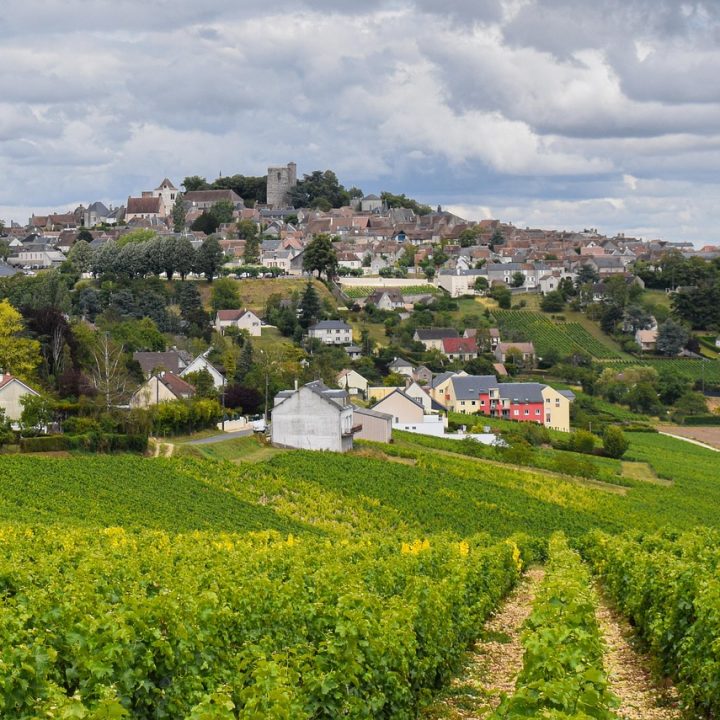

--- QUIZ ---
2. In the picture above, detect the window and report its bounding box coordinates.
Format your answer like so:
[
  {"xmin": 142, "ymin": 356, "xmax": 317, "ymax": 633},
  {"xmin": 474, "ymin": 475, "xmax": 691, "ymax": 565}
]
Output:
[
  {"xmin": 480, "ymin": 400, "xmax": 485, "ymax": 406},
  {"xmin": 535, "ymin": 409, "xmax": 541, "ymax": 415},
  {"xmin": 545, "ymin": 398, "xmax": 550, "ymax": 403},
  {"xmin": 513, "ymin": 410, "xmax": 519, "ymax": 416},
  {"xmin": 524, "ymin": 409, "xmax": 529, "ymax": 415}
]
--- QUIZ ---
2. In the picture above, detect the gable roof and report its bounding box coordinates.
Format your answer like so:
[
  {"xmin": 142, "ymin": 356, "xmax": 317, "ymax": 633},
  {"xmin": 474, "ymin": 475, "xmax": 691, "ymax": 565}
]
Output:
[
  {"xmin": 388, "ymin": 356, "xmax": 414, "ymax": 369},
  {"xmin": 496, "ymin": 342, "xmax": 535, "ymax": 354},
  {"xmin": 414, "ymin": 327, "xmax": 459, "ymax": 341},
  {"xmin": 127, "ymin": 196, "xmax": 161, "ymax": 214},
  {"xmin": 216, "ymin": 308, "xmax": 256, "ymax": 322},
  {"xmin": 160, "ymin": 372, "xmax": 196, "ymax": 397},
  {"xmin": 450, "ymin": 375, "xmax": 497, "ymax": 400},
  {"xmin": 372, "ymin": 388, "xmax": 425, "ymax": 412},
  {"xmin": 133, "ymin": 350, "xmax": 189, "ymax": 376},
  {"xmin": 310, "ymin": 320, "xmax": 352, "ymax": 331},
  {"xmin": 498, "ymin": 382, "xmax": 545, "ymax": 403},
  {"xmin": 0, "ymin": 373, "xmax": 39, "ymax": 396},
  {"xmin": 442, "ymin": 337, "xmax": 478, "ymax": 354}
]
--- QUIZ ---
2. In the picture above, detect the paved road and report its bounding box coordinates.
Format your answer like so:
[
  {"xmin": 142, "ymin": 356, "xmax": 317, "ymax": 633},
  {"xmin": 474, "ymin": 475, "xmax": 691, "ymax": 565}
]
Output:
[{"xmin": 185, "ymin": 429, "xmax": 254, "ymax": 445}]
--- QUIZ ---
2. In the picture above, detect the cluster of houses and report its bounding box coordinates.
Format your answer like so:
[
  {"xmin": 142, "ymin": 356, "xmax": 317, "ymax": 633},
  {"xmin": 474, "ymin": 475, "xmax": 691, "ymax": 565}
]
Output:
[
  {"xmin": 2, "ymin": 166, "xmax": 718, "ymax": 287},
  {"xmin": 270, "ymin": 369, "xmax": 573, "ymax": 453}
]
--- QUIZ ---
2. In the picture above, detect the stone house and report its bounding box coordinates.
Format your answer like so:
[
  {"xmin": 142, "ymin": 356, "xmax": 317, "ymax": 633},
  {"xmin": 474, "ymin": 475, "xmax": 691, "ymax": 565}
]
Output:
[{"xmin": 214, "ymin": 309, "xmax": 262, "ymax": 337}]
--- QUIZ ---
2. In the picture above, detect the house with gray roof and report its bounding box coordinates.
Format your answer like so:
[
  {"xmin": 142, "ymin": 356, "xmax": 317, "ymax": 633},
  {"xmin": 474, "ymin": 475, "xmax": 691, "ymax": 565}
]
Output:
[{"xmin": 309, "ymin": 320, "xmax": 353, "ymax": 345}]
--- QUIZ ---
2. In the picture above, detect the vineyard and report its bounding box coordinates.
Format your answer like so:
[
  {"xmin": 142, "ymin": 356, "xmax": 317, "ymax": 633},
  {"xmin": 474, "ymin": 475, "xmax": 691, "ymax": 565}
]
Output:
[
  {"xmin": 494, "ymin": 310, "xmax": 622, "ymax": 359},
  {"xmin": 1, "ymin": 431, "xmax": 719, "ymax": 717},
  {"xmin": 602, "ymin": 357, "xmax": 720, "ymax": 384},
  {"xmin": 342, "ymin": 284, "xmax": 437, "ymax": 299}
]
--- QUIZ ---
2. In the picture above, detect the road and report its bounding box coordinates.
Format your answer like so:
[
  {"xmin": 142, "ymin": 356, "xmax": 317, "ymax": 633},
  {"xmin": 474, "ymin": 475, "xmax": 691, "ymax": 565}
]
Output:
[{"xmin": 185, "ymin": 429, "xmax": 254, "ymax": 445}]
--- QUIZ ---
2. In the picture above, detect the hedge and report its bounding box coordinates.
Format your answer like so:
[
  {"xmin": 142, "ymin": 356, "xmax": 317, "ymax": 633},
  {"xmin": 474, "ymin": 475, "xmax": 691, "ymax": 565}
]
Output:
[
  {"xmin": 20, "ymin": 434, "xmax": 148, "ymax": 453},
  {"xmin": 676, "ymin": 414, "xmax": 720, "ymax": 426}
]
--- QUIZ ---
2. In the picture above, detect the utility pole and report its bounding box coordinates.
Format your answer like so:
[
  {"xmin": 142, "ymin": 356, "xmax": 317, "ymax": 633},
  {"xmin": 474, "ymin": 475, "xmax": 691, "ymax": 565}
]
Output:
[{"xmin": 221, "ymin": 374, "xmax": 226, "ymax": 431}]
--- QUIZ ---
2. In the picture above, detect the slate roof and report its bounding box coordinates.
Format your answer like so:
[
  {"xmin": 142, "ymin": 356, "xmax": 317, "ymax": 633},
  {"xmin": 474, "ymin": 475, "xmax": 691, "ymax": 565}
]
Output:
[
  {"xmin": 133, "ymin": 350, "xmax": 190, "ymax": 376},
  {"xmin": 499, "ymin": 382, "xmax": 545, "ymax": 403},
  {"xmin": 450, "ymin": 375, "xmax": 497, "ymax": 400},
  {"xmin": 415, "ymin": 327, "xmax": 459, "ymax": 341},
  {"xmin": 310, "ymin": 320, "xmax": 352, "ymax": 331}
]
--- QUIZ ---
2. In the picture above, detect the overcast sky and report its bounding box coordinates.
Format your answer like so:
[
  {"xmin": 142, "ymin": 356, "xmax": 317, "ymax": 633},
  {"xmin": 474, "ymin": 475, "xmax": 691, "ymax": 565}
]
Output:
[{"xmin": 1, "ymin": 0, "xmax": 719, "ymax": 245}]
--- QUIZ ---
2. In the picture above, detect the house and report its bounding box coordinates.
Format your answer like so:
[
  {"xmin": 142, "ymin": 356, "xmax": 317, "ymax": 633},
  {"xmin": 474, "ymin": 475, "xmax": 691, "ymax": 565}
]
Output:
[
  {"xmin": 133, "ymin": 350, "xmax": 191, "ymax": 378},
  {"xmin": 413, "ymin": 365, "xmax": 433, "ymax": 385},
  {"xmin": 337, "ymin": 369, "xmax": 369, "ymax": 397},
  {"xmin": 413, "ymin": 327, "xmax": 459, "ymax": 351},
  {"xmin": 442, "ymin": 337, "xmax": 478, "ymax": 362},
  {"xmin": 635, "ymin": 327, "xmax": 659, "ymax": 352},
  {"xmin": 437, "ymin": 268, "xmax": 487, "ymax": 297},
  {"xmin": 180, "ymin": 354, "xmax": 225, "ymax": 389},
  {"xmin": 0, "ymin": 372, "xmax": 40, "ymax": 421},
  {"xmin": 365, "ymin": 289, "xmax": 405, "ymax": 310},
  {"xmin": 271, "ymin": 380, "xmax": 357, "ymax": 452},
  {"xmin": 214, "ymin": 308, "xmax": 262, "ymax": 336},
  {"xmin": 463, "ymin": 327, "xmax": 501, "ymax": 351},
  {"xmin": 345, "ymin": 344, "xmax": 362, "ymax": 360},
  {"xmin": 371, "ymin": 389, "xmax": 446, "ymax": 437},
  {"xmin": 130, "ymin": 372, "xmax": 196, "ymax": 408},
  {"xmin": 183, "ymin": 189, "xmax": 244, "ymax": 211},
  {"xmin": 494, "ymin": 342, "xmax": 536, "ymax": 366},
  {"xmin": 261, "ymin": 249, "xmax": 293, "ymax": 274},
  {"xmin": 443, "ymin": 375, "xmax": 497, "ymax": 413},
  {"xmin": 361, "ymin": 194, "xmax": 383, "ymax": 212},
  {"xmin": 309, "ymin": 320, "xmax": 353, "ymax": 345},
  {"xmin": 8, "ymin": 249, "xmax": 66, "ymax": 268},
  {"xmin": 352, "ymin": 405, "xmax": 392, "ymax": 443},
  {"xmin": 125, "ymin": 196, "xmax": 165, "ymax": 223},
  {"xmin": 387, "ymin": 357, "xmax": 415, "ymax": 377}
]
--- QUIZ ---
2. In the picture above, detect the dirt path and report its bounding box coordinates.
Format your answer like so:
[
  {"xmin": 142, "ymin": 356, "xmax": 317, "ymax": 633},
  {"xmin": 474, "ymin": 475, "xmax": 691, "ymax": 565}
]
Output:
[
  {"xmin": 422, "ymin": 567, "xmax": 545, "ymax": 719},
  {"xmin": 595, "ymin": 593, "xmax": 682, "ymax": 720}
]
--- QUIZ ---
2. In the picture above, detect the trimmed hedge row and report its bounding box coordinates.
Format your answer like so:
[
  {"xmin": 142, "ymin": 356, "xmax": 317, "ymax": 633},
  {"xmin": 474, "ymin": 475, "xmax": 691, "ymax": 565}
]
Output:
[{"xmin": 19, "ymin": 433, "xmax": 148, "ymax": 453}]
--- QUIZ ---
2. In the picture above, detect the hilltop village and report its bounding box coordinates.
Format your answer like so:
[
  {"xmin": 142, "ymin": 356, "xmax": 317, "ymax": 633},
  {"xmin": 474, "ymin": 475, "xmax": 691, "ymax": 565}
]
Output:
[{"xmin": 1, "ymin": 163, "xmax": 719, "ymax": 455}]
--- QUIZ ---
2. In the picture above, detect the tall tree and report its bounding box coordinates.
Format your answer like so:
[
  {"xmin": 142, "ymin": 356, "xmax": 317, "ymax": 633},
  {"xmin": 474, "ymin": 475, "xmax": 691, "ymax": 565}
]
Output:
[
  {"xmin": 182, "ymin": 176, "xmax": 209, "ymax": 191},
  {"xmin": 211, "ymin": 277, "xmax": 241, "ymax": 311},
  {"xmin": 209, "ymin": 200, "xmax": 235, "ymax": 226},
  {"xmin": 172, "ymin": 195, "xmax": 186, "ymax": 232},
  {"xmin": 90, "ymin": 334, "xmax": 130, "ymax": 411},
  {"xmin": 0, "ymin": 238, "xmax": 10, "ymax": 261},
  {"xmin": 656, "ymin": 319, "xmax": 689, "ymax": 356},
  {"xmin": 67, "ymin": 239, "xmax": 93, "ymax": 273},
  {"xmin": 173, "ymin": 236, "xmax": 196, "ymax": 280},
  {"xmin": 302, "ymin": 233, "xmax": 338, "ymax": 281},
  {"xmin": 289, "ymin": 170, "xmax": 351, "ymax": 209},
  {"xmin": 195, "ymin": 236, "xmax": 225, "ymax": 282},
  {"xmin": 298, "ymin": 281, "xmax": 322, "ymax": 328},
  {"xmin": 0, "ymin": 299, "xmax": 41, "ymax": 380}
]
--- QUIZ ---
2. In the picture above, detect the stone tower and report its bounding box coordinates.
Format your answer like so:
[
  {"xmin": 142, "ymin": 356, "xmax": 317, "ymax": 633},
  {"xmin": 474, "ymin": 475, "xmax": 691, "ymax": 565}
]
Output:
[{"xmin": 266, "ymin": 162, "xmax": 297, "ymax": 208}]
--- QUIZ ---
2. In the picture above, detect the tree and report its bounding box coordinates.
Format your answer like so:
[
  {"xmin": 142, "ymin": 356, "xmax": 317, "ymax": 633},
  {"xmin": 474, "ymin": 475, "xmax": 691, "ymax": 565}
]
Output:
[
  {"xmin": 0, "ymin": 238, "xmax": 10, "ymax": 261},
  {"xmin": 76, "ymin": 228, "xmax": 93, "ymax": 242},
  {"xmin": 380, "ymin": 191, "xmax": 432, "ymax": 216},
  {"xmin": 624, "ymin": 304, "xmax": 654, "ymax": 334},
  {"xmin": 423, "ymin": 265, "xmax": 435, "ymax": 281},
  {"xmin": 289, "ymin": 170, "xmax": 351, "ymax": 209},
  {"xmin": 458, "ymin": 227, "xmax": 481, "ymax": 247},
  {"xmin": 20, "ymin": 394, "xmax": 53, "ymax": 432},
  {"xmin": 183, "ymin": 369, "xmax": 217, "ymax": 399},
  {"xmin": 302, "ymin": 233, "xmax": 338, "ymax": 281},
  {"xmin": 489, "ymin": 285, "xmax": 512, "ymax": 309},
  {"xmin": 474, "ymin": 276, "xmax": 489, "ymax": 293},
  {"xmin": 540, "ymin": 291, "xmax": 565, "ymax": 312},
  {"xmin": 602, "ymin": 426, "xmax": 629, "ymax": 458},
  {"xmin": 67, "ymin": 239, "xmax": 93, "ymax": 273},
  {"xmin": 489, "ymin": 228, "xmax": 504, "ymax": 248},
  {"xmin": 298, "ymin": 281, "xmax": 322, "ymax": 328},
  {"xmin": 191, "ymin": 212, "xmax": 220, "ymax": 235},
  {"xmin": 626, "ymin": 381, "xmax": 661, "ymax": 414},
  {"xmin": 673, "ymin": 391, "xmax": 708, "ymax": 416},
  {"xmin": 237, "ymin": 339, "xmax": 254, "ymax": 381},
  {"xmin": 173, "ymin": 237, "xmax": 196, "ymax": 280},
  {"xmin": 90, "ymin": 334, "xmax": 130, "ymax": 411},
  {"xmin": 510, "ymin": 271, "xmax": 525, "ymax": 288},
  {"xmin": 575, "ymin": 264, "xmax": 599, "ymax": 286},
  {"xmin": 657, "ymin": 370, "xmax": 691, "ymax": 405},
  {"xmin": 182, "ymin": 176, "xmax": 209, "ymax": 191},
  {"xmin": 211, "ymin": 277, "xmax": 241, "ymax": 312},
  {"xmin": 172, "ymin": 195, "xmax": 186, "ymax": 232},
  {"xmin": 241, "ymin": 222, "xmax": 260, "ymax": 264},
  {"xmin": 117, "ymin": 228, "xmax": 156, "ymax": 246},
  {"xmin": 656, "ymin": 319, "xmax": 689, "ymax": 356},
  {"xmin": 195, "ymin": 237, "xmax": 225, "ymax": 282},
  {"xmin": 0, "ymin": 299, "xmax": 41, "ymax": 380},
  {"xmin": 209, "ymin": 200, "xmax": 235, "ymax": 226}
]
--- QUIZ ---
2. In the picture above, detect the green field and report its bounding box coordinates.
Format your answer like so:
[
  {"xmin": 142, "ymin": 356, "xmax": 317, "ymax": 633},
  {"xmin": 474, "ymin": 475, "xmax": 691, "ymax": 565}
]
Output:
[
  {"xmin": 2, "ymin": 429, "xmax": 720, "ymax": 716},
  {"xmin": 342, "ymin": 283, "xmax": 437, "ymax": 299},
  {"xmin": 494, "ymin": 310, "xmax": 622, "ymax": 359}
]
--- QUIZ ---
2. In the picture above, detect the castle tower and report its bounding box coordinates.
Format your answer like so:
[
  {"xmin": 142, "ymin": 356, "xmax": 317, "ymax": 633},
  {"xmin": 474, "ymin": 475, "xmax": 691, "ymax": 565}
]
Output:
[{"xmin": 266, "ymin": 162, "xmax": 297, "ymax": 208}]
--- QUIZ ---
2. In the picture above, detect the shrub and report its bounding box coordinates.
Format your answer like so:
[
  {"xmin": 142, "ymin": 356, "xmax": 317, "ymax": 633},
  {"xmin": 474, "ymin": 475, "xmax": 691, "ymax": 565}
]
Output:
[{"xmin": 602, "ymin": 426, "xmax": 629, "ymax": 458}]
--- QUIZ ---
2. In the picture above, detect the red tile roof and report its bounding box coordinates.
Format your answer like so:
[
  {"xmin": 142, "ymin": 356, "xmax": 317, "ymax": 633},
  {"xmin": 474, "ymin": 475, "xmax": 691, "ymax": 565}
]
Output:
[
  {"xmin": 127, "ymin": 197, "xmax": 162, "ymax": 214},
  {"xmin": 442, "ymin": 337, "xmax": 478, "ymax": 354}
]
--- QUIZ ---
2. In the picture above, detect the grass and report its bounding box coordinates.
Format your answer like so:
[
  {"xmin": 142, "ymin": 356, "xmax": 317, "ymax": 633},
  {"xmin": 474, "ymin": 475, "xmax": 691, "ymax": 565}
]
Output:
[
  {"xmin": 620, "ymin": 461, "xmax": 668, "ymax": 485},
  {"xmin": 179, "ymin": 435, "xmax": 286, "ymax": 464}
]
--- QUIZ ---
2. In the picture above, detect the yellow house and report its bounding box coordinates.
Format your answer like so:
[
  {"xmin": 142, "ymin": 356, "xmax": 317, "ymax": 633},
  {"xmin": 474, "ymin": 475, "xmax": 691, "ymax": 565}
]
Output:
[{"xmin": 541, "ymin": 386, "xmax": 572, "ymax": 433}]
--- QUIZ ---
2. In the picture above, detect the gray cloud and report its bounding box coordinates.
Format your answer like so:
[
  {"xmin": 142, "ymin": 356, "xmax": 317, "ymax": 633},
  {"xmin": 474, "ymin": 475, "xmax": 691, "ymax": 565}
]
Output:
[{"xmin": 0, "ymin": 0, "xmax": 718, "ymax": 244}]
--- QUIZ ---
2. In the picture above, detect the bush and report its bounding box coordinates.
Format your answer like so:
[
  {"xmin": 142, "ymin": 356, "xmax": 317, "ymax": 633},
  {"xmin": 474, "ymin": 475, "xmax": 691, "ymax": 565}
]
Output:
[
  {"xmin": 19, "ymin": 434, "xmax": 148, "ymax": 453},
  {"xmin": 567, "ymin": 429, "xmax": 596, "ymax": 455},
  {"xmin": 602, "ymin": 426, "xmax": 629, "ymax": 458}
]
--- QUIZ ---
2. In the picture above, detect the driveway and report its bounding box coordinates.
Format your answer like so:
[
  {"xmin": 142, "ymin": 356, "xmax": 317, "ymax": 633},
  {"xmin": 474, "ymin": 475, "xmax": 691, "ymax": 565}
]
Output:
[{"xmin": 185, "ymin": 429, "xmax": 253, "ymax": 445}]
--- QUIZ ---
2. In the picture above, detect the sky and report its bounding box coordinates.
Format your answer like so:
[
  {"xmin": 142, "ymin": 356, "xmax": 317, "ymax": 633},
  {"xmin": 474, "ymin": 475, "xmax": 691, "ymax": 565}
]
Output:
[{"xmin": 1, "ymin": 0, "xmax": 719, "ymax": 245}]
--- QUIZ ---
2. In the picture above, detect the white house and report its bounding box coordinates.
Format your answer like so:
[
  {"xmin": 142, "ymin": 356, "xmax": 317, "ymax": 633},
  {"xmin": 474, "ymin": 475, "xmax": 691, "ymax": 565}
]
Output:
[
  {"xmin": 371, "ymin": 389, "xmax": 447, "ymax": 437},
  {"xmin": 0, "ymin": 372, "xmax": 40, "ymax": 421},
  {"xmin": 271, "ymin": 381, "xmax": 357, "ymax": 452},
  {"xmin": 387, "ymin": 357, "xmax": 415, "ymax": 377},
  {"xmin": 214, "ymin": 308, "xmax": 262, "ymax": 336},
  {"xmin": 180, "ymin": 354, "xmax": 225, "ymax": 390},
  {"xmin": 337, "ymin": 369, "xmax": 369, "ymax": 397},
  {"xmin": 129, "ymin": 372, "xmax": 196, "ymax": 409},
  {"xmin": 308, "ymin": 320, "xmax": 353, "ymax": 345}
]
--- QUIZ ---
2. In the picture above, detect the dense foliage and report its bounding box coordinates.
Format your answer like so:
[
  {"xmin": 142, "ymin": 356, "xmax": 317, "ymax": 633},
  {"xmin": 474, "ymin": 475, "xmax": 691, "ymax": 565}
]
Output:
[{"xmin": 584, "ymin": 528, "xmax": 720, "ymax": 717}]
